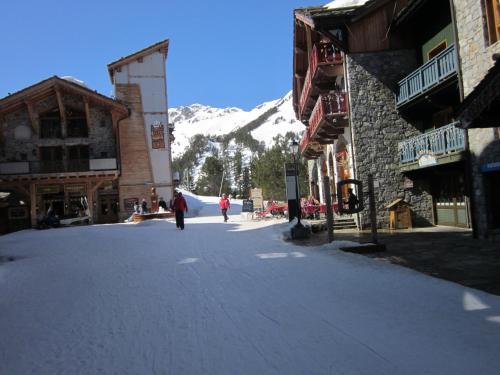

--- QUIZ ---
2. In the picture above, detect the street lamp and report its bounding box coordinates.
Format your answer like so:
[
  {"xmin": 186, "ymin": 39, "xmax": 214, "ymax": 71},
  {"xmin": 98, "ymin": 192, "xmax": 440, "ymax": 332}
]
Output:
[{"xmin": 290, "ymin": 139, "xmax": 303, "ymax": 228}]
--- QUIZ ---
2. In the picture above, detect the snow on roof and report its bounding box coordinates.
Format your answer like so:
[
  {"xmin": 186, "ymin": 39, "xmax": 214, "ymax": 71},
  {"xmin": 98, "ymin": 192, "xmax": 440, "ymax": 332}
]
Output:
[
  {"xmin": 61, "ymin": 76, "xmax": 87, "ymax": 88},
  {"xmin": 324, "ymin": 0, "xmax": 369, "ymax": 9}
]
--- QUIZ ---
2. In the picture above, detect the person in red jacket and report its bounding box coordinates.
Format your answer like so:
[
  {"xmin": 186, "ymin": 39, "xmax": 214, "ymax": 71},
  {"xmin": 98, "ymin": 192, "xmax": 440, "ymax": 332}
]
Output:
[
  {"xmin": 219, "ymin": 193, "xmax": 231, "ymax": 222},
  {"xmin": 172, "ymin": 191, "xmax": 188, "ymax": 230}
]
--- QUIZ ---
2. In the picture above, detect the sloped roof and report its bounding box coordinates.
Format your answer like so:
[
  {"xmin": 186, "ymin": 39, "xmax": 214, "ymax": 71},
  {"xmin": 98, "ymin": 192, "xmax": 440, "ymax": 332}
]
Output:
[
  {"xmin": 107, "ymin": 39, "xmax": 169, "ymax": 82},
  {"xmin": 0, "ymin": 76, "xmax": 128, "ymax": 115},
  {"xmin": 393, "ymin": 0, "xmax": 430, "ymax": 26}
]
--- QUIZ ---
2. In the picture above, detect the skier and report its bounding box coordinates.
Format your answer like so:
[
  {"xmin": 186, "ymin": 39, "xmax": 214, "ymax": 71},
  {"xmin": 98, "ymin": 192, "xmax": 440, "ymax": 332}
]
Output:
[
  {"xmin": 219, "ymin": 193, "xmax": 231, "ymax": 222},
  {"xmin": 173, "ymin": 191, "xmax": 188, "ymax": 230}
]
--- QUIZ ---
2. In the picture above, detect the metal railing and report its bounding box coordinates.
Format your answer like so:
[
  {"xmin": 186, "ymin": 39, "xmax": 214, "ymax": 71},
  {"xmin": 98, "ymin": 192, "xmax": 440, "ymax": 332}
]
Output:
[
  {"xmin": 0, "ymin": 159, "xmax": 116, "ymax": 175},
  {"xmin": 396, "ymin": 44, "xmax": 457, "ymax": 106},
  {"xmin": 398, "ymin": 122, "xmax": 466, "ymax": 165}
]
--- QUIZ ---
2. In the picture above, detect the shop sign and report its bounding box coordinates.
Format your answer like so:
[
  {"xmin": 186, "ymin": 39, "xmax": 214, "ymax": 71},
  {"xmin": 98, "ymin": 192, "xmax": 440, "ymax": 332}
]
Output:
[
  {"xmin": 151, "ymin": 121, "xmax": 165, "ymax": 149},
  {"xmin": 65, "ymin": 184, "xmax": 86, "ymax": 194},
  {"xmin": 480, "ymin": 162, "xmax": 500, "ymax": 173},
  {"xmin": 418, "ymin": 151, "xmax": 437, "ymax": 167},
  {"xmin": 37, "ymin": 185, "xmax": 61, "ymax": 194}
]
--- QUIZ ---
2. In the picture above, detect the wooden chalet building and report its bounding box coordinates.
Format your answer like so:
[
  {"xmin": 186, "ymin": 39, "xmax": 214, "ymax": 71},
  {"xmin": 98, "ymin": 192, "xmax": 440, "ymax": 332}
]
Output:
[
  {"xmin": 0, "ymin": 40, "xmax": 174, "ymax": 234},
  {"xmin": 293, "ymin": 0, "xmax": 472, "ymax": 229},
  {"xmin": 0, "ymin": 76, "xmax": 128, "ymax": 233}
]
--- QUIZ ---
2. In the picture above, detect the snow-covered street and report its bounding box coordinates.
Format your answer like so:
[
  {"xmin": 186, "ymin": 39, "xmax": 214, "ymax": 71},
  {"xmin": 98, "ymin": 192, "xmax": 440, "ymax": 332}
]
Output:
[{"xmin": 1, "ymin": 193, "xmax": 500, "ymax": 375}]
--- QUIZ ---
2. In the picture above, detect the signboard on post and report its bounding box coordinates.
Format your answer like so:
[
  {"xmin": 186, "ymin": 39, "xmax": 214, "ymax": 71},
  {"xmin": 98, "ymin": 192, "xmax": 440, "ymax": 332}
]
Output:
[
  {"xmin": 242, "ymin": 199, "xmax": 254, "ymax": 212},
  {"xmin": 284, "ymin": 163, "xmax": 297, "ymax": 199},
  {"xmin": 285, "ymin": 162, "xmax": 299, "ymax": 221},
  {"xmin": 250, "ymin": 188, "xmax": 263, "ymax": 211}
]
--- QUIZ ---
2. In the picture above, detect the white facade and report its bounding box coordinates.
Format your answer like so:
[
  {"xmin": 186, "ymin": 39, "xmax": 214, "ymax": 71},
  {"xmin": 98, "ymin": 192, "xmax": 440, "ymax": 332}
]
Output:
[{"xmin": 112, "ymin": 47, "xmax": 173, "ymax": 200}]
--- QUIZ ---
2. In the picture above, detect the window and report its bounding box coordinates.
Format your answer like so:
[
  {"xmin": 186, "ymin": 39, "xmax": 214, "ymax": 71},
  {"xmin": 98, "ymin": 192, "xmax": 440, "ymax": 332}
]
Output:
[
  {"xmin": 39, "ymin": 147, "xmax": 63, "ymax": 173},
  {"xmin": 428, "ymin": 41, "xmax": 447, "ymax": 60},
  {"xmin": 39, "ymin": 108, "xmax": 62, "ymax": 139},
  {"xmin": 67, "ymin": 145, "xmax": 89, "ymax": 172},
  {"xmin": 485, "ymin": 0, "xmax": 500, "ymax": 44},
  {"xmin": 66, "ymin": 108, "xmax": 88, "ymax": 138}
]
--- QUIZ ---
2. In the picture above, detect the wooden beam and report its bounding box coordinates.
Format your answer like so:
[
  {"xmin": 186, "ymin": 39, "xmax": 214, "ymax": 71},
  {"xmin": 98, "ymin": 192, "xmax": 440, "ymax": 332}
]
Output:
[
  {"xmin": 25, "ymin": 100, "xmax": 39, "ymax": 135},
  {"xmin": 55, "ymin": 87, "xmax": 67, "ymax": 138},
  {"xmin": 30, "ymin": 183, "xmax": 37, "ymax": 227},
  {"xmin": 84, "ymin": 97, "xmax": 92, "ymax": 128}
]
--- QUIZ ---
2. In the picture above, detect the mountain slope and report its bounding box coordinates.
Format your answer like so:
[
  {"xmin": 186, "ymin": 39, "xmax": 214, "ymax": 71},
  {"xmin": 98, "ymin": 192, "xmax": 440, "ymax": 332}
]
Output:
[{"xmin": 169, "ymin": 91, "xmax": 304, "ymax": 159}]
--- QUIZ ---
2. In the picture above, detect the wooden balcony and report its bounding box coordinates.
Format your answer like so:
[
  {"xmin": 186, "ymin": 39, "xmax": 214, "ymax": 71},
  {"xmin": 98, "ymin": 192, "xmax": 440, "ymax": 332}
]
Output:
[
  {"xmin": 398, "ymin": 122, "xmax": 466, "ymax": 171},
  {"xmin": 298, "ymin": 43, "xmax": 344, "ymax": 122},
  {"xmin": 0, "ymin": 158, "xmax": 118, "ymax": 176},
  {"xmin": 300, "ymin": 93, "xmax": 348, "ymax": 159},
  {"xmin": 396, "ymin": 44, "xmax": 457, "ymax": 107}
]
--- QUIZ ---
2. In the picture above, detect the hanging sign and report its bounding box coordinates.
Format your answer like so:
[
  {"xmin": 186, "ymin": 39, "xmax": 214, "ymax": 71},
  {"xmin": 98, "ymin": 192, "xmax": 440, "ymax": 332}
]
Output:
[
  {"xmin": 417, "ymin": 150, "xmax": 437, "ymax": 167},
  {"xmin": 65, "ymin": 184, "xmax": 86, "ymax": 194},
  {"xmin": 151, "ymin": 121, "xmax": 165, "ymax": 149},
  {"xmin": 37, "ymin": 185, "xmax": 61, "ymax": 194}
]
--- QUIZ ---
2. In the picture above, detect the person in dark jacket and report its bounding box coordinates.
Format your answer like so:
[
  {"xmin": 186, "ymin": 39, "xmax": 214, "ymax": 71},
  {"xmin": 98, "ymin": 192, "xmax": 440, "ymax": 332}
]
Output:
[
  {"xmin": 141, "ymin": 198, "xmax": 148, "ymax": 214},
  {"xmin": 173, "ymin": 192, "xmax": 188, "ymax": 229},
  {"xmin": 158, "ymin": 197, "xmax": 168, "ymax": 212}
]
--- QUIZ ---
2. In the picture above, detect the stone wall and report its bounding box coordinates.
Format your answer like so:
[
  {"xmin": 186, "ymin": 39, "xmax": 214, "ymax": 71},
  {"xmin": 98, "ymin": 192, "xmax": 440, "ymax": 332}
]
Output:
[
  {"xmin": 455, "ymin": 0, "xmax": 500, "ymax": 237},
  {"xmin": 454, "ymin": 0, "xmax": 500, "ymax": 96},
  {"xmin": 0, "ymin": 92, "xmax": 115, "ymax": 164},
  {"xmin": 346, "ymin": 50, "xmax": 434, "ymax": 228}
]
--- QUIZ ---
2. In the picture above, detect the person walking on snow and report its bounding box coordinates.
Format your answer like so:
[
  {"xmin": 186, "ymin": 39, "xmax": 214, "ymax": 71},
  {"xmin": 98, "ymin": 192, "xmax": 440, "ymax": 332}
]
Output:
[
  {"xmin": 173, "ymin": 191, "xmax": 188, "ymax": 230},
  {"xmin": 219, "ymin": 194, "xmax": 231, "ymax": 222}
]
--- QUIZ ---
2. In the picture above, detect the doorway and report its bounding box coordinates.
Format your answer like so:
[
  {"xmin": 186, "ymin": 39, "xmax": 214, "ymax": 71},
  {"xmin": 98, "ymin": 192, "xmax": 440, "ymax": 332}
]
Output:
[
  {"xmin": 433, "ymin": 171, "xmax": 467, "ymax": 227},
  {"xmin": 485, "ymin": 171, "xmax": 500, "ymax": 229},
  {"xmin": 98, "ymin": 195, "xmax": 119, "ymax": 223}
]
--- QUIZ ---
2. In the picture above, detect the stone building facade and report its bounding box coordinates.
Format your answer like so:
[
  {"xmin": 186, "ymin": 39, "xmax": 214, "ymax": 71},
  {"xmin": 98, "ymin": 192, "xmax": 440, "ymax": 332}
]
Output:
[
  {"xmin": 293, "ymin": 0, "xmax": 469, "ymax": 231},
  {"xmin": 347, "ymin": 51, "xmax": 434, "ymax": 228},
  {"xmin": 455, "ymin": 0, "xmax": 500, "ymax": 237}
]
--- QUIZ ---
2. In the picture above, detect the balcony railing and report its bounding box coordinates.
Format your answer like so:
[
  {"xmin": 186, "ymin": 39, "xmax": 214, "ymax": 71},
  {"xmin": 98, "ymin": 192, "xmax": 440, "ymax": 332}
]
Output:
[
  {"xmin": 300, "ymin": 128, "xmax": 311, "ymax": 155},
  {"xmin": 309, "ymin": 93, "xmax": 348, "ymax": 138},
  {"xmin": 299, "ymin": 43, "xmax": 344, "ymax": 118},
  {"xmin": 396, "ymin": 44, "xmax": 457, "ymax": 106},
  {"xmin": 0, "ymin": 158, "xmax": 118, "ymax": 175},
  {"xmin": 398, "ymin": 122, "xmax": 465, "ymax": 166}
]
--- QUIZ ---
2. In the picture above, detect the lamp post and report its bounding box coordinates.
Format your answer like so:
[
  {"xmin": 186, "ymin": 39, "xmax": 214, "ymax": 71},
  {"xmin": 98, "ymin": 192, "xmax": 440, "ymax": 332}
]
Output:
[{"xmin": 290, "ymin": 140, "xmax": 303, "ymax": 228}]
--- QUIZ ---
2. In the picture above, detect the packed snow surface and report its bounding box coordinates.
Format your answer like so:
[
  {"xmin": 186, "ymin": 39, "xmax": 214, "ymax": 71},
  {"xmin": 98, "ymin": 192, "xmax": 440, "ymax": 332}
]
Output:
[{"xmin": 1, "ymin": 192, "xmax": 500, "ymax": 374}]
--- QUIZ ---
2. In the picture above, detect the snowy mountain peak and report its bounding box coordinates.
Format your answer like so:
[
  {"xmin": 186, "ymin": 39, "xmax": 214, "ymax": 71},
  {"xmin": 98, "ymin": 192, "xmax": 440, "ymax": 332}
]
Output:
[{"xmin": 169, "ymin": 92, "xmax": 305, "ymax": 160}]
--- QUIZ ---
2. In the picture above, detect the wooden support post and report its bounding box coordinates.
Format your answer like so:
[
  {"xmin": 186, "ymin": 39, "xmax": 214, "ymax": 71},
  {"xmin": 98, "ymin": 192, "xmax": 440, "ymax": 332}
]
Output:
[
  {"xmin": 84, "ymin": 97, "xmax": 92, "ymax": 129},
  {"xmin": 55, "ymin": 87, "xmax": 67, "ymax": 138},
  {"xmin": 25, "ymin": 101, "xmax": 38, "ymax": 135},
  {"xmin": 86, "ymin": 182, "xmax": 94, "ymax": 224},
  {"xmin": 368, "ymin": 174, "xmax": 378, "ymax": 244},
  {"xmin": 30, "ymin": 183, "xmax": 37, "ymax": 227},
  {"xmin": 322, "ymin": 175, "xmax": 334, "ymax": 243}
]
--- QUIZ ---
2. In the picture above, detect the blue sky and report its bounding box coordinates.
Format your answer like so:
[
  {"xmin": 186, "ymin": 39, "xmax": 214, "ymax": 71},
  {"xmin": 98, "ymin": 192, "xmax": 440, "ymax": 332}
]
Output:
[{"xmin": 0, "ymin": 0, "xmax": 317, "ymax": 111}]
